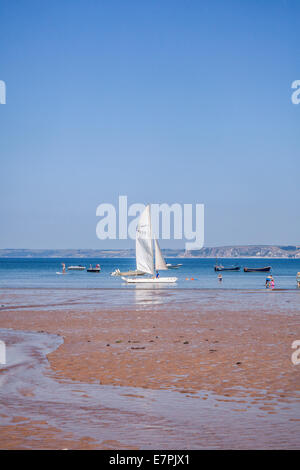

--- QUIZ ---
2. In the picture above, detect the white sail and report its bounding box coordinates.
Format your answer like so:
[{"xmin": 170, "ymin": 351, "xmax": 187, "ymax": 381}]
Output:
[
  {"xmin": 154, "ymin": 238, "xmax": 168, "ymax": 271},
  {"xmin": 136, "ymin": 205, "xmax": 154, "ymax": 275}
]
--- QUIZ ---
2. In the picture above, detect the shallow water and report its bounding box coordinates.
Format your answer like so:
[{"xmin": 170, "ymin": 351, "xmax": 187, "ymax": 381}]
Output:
[
  {"xmin": 0, "ymin": 286, "xmax": 299, "ymax": 313},
  {"xmin": 0, "ymin": 328, "xmax": 299, "ymax": 449},
  {"xmin": 1, "ymin": 258, "xmax": 300, "ymax": 290}
]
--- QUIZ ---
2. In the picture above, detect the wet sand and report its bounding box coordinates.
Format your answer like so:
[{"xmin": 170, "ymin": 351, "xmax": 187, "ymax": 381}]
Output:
[{"xmin": 0, "ymin": 288, "xmax": 299, "ymax": 449}]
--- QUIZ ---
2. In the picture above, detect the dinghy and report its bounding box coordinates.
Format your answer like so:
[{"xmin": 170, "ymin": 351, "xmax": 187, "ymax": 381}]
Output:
[
  {"xmin": 111, "ymin": 268, "xmax": 145, "ymax": 277},
  {"xmin": 214, "ymin": 265, "xmax": 240, "ymax": 272},
  {"xmin": 67, "ymin": 265, "xmax": 86, "ymax": 271},
  {"xmin": 87, "ymin": 264, "xmax": 101, "ymax": 272},
  {"xmin": 166, "ymin": 263, "xmax": 183, "ymax": 269},
  {"xmin": 122, "ymin": 205, "xmax": 177, "ymax": 284},
  {"xmin": 244, "ymin": 266, "xmax": 271, "ymax": 272}
]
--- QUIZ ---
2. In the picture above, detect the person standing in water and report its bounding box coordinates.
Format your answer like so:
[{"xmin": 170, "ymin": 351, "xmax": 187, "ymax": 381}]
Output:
[
  {"xmin": 218, "ymin": 273, "xmax": 222, "ymax": 282},
  {"xmin": 62, "ymin": 263, "xmax": 66, "ymax": 274},
  {"xmin": 156, "ymin": 271, "xmax": 160, "ymax": 279},
  {"xmin": 266, "ymin": 275, "xmax": 274, "ymax": 288}
]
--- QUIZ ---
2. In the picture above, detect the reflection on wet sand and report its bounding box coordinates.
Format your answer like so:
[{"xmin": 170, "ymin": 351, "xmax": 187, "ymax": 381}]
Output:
[
  {"xmin": 0, "ymin": 329, "xmax": 299, "ymax": 449},
  {"xmin": 134, "ymin": 286, "xmax": 173, "ymax": 306},
  {"xmin": 0, "ymin": 288, "xmax": 299, "ymax": 449}
]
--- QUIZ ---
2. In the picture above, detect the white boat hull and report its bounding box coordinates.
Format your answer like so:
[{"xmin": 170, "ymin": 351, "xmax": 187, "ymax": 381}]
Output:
[
  {"xmin": 111, "ymin": 269, "xmax": 145, "ymax": 277},
  {"xmin": 67, "ymin": 266, "xmax": 85, "ymax": 271},
  {"xmin": 122, "ymin": 276, "xmax": 177, "ymax": 283},
  {"xmin": 166, "ymin": 264, "xmax": 182, "ymax": 269}
]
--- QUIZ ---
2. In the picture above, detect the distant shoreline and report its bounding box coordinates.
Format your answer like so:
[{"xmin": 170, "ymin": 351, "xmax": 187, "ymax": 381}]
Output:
[{"xmin": 0, "ymin": 245, "xmax": 299, "ymax": 259}]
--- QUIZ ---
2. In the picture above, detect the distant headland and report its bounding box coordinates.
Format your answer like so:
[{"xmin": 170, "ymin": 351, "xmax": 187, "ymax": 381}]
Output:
[{"xmin": 0, "ymin": 245, "xmax": 299, "ymax": 259}]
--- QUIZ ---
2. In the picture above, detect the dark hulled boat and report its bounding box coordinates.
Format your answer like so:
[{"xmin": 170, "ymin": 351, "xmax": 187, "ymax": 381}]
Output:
[
  {"xmin": 243, "ymin": 266, "xmax": 271, "ymax": 272},
  {"xmin": 214, "ymin": 265, "xmax": 241, "ymax": 272},
  {"xmin": 87, "ymin": 264, "xmax": 101, "ymax": 272}
]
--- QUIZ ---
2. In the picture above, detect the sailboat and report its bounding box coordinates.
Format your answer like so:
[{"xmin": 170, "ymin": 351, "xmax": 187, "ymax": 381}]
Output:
[{"xmin": 122, "ymin": 205, "xmax": 178, "ymax": 284}]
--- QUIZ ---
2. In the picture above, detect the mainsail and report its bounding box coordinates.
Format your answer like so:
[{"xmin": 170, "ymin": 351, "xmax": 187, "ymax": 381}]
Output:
[
  {"xmin": 136, "ymin": 205, "xmax": 154, "ymax": 275},
  {"xmin": 154, "ymin": 238, "xmax": 168, "ymax": 271}
]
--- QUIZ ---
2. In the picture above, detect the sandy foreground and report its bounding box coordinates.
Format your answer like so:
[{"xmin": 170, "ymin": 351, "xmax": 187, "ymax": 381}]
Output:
[{"xmin": 0, "ymin": 288, "xmax": 299, "ymax": 449}]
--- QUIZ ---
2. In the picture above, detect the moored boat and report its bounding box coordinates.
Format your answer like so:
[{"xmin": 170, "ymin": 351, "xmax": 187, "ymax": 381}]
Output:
[
  {"xmin": 244, "ymin": 266, "xmax": 271, "ymax": 272},
  {"xmin": 166, "ymin": 263, "xmax": 183, "ymax": 269},
  {"xmin": 87, "ymin": 264, "xmax": 101, "ymax": 272},
  {"xmin": 111, "ymin": 269, "xmax": 145, "ymax": 277},
  {"xmin": 67, "ymin": 265, "xmax": 86, "ymax": 271},
  {"xmin": 214, "ymin": 265, "xmax": 240, "ymax": 272}
]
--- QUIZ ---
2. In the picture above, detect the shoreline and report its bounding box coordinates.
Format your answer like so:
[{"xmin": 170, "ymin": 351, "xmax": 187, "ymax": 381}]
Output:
[
  {"xmin": 2, "ymin": 328, "xmax": 299, "ymax": 450},
  {"xmin": 0, "ymin": 289, "xmax": 299, "ymax": 396},
  {"xmin": 1, "ymin": 256, "xmax": 300, "ymax": 259},
  {"xmin": 0, "ymin": 288, "xmax": 299, "ymax": 448},
  {"xmin": 1, "ymin": 323, "xmax": 300, "ymax": 449}
]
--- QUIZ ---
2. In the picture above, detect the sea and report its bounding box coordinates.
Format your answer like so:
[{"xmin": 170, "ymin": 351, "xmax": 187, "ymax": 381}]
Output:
[{"xmin": 0, "ymin": 257, "xmax": 299, "ymax": 290}]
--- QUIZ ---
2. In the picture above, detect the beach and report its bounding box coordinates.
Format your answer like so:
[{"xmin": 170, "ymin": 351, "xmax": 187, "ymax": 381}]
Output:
[
  {"xmin": 1, "ymin": 0, "xmax": 299, "ymax": 454},
  {"xmin": 0, "ymin": 287, "xmax": 299, "ymax": 449}
]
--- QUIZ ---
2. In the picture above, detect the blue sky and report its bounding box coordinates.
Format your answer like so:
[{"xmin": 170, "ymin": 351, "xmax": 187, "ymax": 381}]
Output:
[{"xmin": 0, "ymin": 0, "xmax": 299, "ymax": 249}]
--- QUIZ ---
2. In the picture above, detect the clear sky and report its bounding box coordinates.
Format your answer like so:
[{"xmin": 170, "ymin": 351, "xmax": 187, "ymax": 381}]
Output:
[{"xmin": 0, "ymin": 0, "xmax": 299, "ymax": 249}]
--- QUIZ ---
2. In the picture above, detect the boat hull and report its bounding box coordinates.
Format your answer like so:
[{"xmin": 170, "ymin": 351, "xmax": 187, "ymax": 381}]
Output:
[
  {"xmin": 214, "ymin": 266, "xmax": 240, "ymax": 272},
  {"xmin": 67, "ymin": 266, "xmax": 85, "ymax": 271},
  {"xmin": 111, "ymin": 269, "xmax": 145, "ymax": 277},
  {"xmin": 122, "ymin": 276, "xmax": 177, "ymax": 283},
  {"xmin": 243, "ymin": 267, "xmax": 271, "ymax": 272}
]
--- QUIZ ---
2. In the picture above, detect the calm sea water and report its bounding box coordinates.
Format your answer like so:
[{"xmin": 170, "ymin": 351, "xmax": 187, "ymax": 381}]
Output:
[{"xmin": 0, "ymin": 258, "xmax": 299, "ymax": 290}]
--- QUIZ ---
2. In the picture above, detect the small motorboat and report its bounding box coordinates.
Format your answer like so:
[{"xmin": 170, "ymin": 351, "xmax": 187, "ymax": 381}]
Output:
[
  {"xmin": 87, "ymin": 264, "xmax": 101, "ymax": 272},
  {"xmin": 166, "ymin": 263, "xmax": 183, "ymax": 269},
  {"xmin": 214, "ymin": 265, "xmax": 240, "ymax": 272},
  {"xmin": 111, "ymin": 268, "xmax": 145, "ymax": 277},
  {"xmin": 67, "ymin": 265, "xmax": 86, "ymax": 271},
  {"xmin": 244, "ymin": 266, "xmax": 271, "ymax": 272}
]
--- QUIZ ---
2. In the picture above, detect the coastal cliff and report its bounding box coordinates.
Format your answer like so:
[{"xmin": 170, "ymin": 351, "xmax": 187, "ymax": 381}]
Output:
[{"xmin": 0, "ymin": 245, "xmax": 299, "ymax": 258}]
